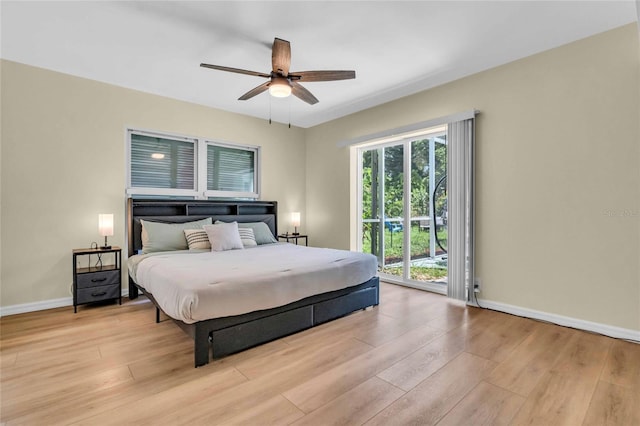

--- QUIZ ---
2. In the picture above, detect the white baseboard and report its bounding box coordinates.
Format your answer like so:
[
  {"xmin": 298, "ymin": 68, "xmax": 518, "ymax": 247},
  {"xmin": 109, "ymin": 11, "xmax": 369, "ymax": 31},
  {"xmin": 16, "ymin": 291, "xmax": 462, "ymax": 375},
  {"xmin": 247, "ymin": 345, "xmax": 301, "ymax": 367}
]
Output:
[
  {"xmin": 0, "ymin": 289, "xmax": 130, "ymax": 317},
  {"xmin": 477, "ymin": 298, "xmax": 640, "ymax": 343}
]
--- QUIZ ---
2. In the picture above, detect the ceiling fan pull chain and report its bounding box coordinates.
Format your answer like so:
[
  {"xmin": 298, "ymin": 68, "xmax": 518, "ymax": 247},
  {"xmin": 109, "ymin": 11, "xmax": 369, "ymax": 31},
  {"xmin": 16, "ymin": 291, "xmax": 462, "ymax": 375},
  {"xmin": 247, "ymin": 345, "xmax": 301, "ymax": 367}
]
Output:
[{"xmin": 269, "ymin": 96, "xmax": 272, "ymax": 125}]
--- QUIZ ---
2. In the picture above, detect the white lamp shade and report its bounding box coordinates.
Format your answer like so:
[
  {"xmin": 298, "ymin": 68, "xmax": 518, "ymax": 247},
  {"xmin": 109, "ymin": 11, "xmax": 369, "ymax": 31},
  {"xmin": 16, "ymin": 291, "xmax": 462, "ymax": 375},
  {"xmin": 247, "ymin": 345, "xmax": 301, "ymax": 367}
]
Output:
[
  {"xmin": 98, "ymin": 214, "xmax": 114, "ymax": 237},
  {"xmin": 269, "ymin": 78, "xmax": 292, "ymax": 98},
  {"xmin": 291, "ymin": 212, "xmax": 301, "ymax": 227}
]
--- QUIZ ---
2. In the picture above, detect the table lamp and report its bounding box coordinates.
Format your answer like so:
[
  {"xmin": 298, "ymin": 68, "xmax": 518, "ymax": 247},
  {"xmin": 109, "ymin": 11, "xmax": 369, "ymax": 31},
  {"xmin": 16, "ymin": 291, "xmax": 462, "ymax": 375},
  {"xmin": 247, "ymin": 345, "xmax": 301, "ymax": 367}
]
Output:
[
  {"xmin": 98, "ymin": 214, "xmax": 114, "ymax": 249},
  {"xmin": 291, "ymin": 212, "xmax": 301, "ymax": 236}
]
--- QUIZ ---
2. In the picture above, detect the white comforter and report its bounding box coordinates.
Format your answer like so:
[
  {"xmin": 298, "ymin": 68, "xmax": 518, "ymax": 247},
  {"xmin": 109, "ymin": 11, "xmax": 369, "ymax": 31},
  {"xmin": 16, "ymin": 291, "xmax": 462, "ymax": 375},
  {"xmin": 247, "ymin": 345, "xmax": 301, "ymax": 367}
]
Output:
[{"xmin": 130, "ymin": 243, "xmax": 378, "ymax": 323}]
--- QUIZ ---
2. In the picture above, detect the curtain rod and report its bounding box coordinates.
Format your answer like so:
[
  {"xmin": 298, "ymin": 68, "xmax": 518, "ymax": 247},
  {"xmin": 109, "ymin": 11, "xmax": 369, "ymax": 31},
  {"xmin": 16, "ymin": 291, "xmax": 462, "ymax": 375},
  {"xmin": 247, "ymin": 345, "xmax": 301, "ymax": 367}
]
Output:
[{"xmin": 336, "ymin": 109, "xmax": 478, "ymax": 148}]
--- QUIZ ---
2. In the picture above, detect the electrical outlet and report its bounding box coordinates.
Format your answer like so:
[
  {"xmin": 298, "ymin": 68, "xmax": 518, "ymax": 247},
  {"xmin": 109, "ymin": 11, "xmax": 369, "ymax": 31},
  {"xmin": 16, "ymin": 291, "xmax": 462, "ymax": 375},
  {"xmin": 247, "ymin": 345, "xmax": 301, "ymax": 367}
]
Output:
[{"xmin": 474, "ymin": 278, "xmax": 481, "ymax": 293}]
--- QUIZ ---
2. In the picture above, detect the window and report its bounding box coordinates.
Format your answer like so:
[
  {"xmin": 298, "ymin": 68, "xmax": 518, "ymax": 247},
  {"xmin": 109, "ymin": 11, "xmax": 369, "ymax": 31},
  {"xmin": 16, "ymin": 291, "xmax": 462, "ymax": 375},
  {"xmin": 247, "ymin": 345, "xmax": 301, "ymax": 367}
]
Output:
[
  {"xmin": 350, "ymin": 110, "xmax": 477, "ymax": 302},
  {"xmin": 127, "ymin": 129, "xmax": 259, "ymax": 199},
  {"xmin": 130, "ymin": 133, "xmax": 196, "ymax": 192},
  {"xmin": 357, "ymin": 128, "xmax": 449, "ymax": 294},
  {"xmin": 206, "ymin": 144, "xmax": 255, "ymax": 195}
]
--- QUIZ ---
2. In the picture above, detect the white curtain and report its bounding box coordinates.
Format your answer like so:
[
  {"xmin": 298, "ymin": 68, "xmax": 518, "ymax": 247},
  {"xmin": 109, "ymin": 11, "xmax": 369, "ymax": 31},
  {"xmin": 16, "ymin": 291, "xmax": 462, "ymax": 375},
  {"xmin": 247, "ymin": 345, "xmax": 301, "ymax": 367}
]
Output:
[{"xmin": 447, "ymin": 118, "xmax": 475, "ymax": 302}]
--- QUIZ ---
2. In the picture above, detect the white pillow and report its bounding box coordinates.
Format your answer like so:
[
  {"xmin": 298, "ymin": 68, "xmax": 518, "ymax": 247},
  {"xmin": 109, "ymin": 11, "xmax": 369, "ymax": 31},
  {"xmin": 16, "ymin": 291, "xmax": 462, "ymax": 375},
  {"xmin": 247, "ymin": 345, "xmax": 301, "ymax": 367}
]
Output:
[
  {"xmin": 238, "ymin": 227, "xmax": 257, "ymax": 247},
  {"xmin": 203, "ymin": 222, "xmax": 244, "ymax": 252}
]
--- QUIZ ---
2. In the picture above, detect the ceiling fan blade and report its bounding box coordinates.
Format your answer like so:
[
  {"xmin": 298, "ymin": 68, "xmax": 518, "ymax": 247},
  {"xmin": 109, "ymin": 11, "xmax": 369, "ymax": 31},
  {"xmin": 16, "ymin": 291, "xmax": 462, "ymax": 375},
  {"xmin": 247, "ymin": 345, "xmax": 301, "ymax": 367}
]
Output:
[
  {"xmin": 200, "ymin": 63, "xmax": 270, "ymax": 78},
  {"xmin": 290, "ymin": 70, "xmax": 356, "ymax": 82},
  {"xmin": 238, "ymin": 81, "xmax": 271, "ymax": 101},
  {"xmin": 291, "ymin": 81, "xmax": 319, "ymax": 105},
  {"xmin": 272, "ymin": 38, "xmax": 291, "ymax": 76}
]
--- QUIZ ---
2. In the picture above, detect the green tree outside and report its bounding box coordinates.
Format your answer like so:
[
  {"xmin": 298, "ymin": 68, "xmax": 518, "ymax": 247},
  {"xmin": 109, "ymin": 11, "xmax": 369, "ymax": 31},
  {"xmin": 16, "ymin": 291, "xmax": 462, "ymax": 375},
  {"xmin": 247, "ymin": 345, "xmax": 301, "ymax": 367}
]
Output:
[{"xmin": 361, "ymin": 137, "xmax": 448, "ymax": 277}]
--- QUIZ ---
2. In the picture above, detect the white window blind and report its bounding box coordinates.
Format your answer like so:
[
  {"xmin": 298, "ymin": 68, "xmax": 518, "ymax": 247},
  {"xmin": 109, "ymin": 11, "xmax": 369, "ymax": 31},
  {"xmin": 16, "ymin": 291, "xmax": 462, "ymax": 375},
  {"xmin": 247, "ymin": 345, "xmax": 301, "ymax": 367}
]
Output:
[
  {"xmin": 447, "ymin": 117, "xmax": 475, "ymax": 303},
  {"xmin": 127, "ymin": 129, "xmax": 259, "ymax": 199},
  {"xmin": 207, "ymin": 145, "xmax": 255, "ymax": 193},
  {"xmin": 130, "ymin": 133, "xmax": 196, "ymax": 190}
]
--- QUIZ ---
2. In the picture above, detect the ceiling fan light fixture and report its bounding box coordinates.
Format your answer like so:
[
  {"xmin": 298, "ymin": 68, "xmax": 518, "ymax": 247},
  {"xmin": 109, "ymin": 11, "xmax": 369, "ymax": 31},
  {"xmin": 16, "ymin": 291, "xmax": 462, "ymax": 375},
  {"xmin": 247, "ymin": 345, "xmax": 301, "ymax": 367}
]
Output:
[{"xmin": 269, "ymin": 78, "xmax": 291, "ymax": 98}]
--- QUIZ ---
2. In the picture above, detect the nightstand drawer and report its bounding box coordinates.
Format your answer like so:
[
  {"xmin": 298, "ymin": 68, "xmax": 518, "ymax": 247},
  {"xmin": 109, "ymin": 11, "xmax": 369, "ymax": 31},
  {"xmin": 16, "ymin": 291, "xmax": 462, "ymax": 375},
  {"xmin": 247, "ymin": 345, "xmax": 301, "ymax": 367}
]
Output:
[
  {"xmin": 76, "ymin": 283, "xmax": 120, "ymax": 304},
  {"xmin": 77, "ymin": 270, "xmax": 120, "ymax": 289}
]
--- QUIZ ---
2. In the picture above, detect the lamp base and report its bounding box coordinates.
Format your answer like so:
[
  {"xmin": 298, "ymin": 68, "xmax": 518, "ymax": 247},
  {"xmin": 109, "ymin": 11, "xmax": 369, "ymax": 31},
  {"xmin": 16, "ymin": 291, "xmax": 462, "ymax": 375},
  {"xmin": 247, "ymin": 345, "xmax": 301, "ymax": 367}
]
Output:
[{"xmin": 100, "ymin": 236, "xmax": 111, "ymax": 250}]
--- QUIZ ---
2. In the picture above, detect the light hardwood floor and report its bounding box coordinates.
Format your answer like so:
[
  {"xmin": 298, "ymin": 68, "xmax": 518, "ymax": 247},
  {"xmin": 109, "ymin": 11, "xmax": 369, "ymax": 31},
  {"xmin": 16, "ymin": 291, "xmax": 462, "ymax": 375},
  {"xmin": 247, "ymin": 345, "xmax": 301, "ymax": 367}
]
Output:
[{"xmin": 1, "ymin": 282, "xmax": 639, "ymax": 425}]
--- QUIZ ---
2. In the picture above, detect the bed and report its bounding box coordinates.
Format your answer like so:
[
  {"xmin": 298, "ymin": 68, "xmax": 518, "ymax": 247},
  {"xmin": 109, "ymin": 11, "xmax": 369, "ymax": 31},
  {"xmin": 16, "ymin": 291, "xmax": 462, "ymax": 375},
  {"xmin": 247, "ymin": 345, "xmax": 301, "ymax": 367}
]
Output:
[{"xmin": 126, "ymin": 198, "xmax": 379, "ymax": 367}]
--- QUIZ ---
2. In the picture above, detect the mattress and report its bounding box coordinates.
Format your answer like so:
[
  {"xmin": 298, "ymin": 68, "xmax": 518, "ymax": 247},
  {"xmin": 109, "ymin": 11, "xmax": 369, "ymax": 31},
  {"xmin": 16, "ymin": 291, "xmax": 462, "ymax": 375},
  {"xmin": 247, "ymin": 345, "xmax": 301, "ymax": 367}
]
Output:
[{"xmin": 128, "ymin": 243, "xmax": 378, "ymax": 323}]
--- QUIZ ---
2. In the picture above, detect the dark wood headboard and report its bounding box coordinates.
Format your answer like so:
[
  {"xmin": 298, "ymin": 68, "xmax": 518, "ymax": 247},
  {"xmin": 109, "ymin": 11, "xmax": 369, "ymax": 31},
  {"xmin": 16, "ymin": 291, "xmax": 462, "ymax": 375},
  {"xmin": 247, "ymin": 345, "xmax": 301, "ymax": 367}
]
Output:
[{"xmin": 126, "ymin": 198, "xmax": 278, "ymax": 255}]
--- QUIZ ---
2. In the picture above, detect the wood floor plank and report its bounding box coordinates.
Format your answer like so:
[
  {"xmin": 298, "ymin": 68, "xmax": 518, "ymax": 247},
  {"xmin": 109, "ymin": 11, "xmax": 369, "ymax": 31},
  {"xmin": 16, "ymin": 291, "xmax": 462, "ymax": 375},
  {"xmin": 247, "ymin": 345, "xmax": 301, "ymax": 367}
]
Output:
[
  {"xmin": 582, "ymin": 380, "xmax": 640, "ymax": 426},
  {"xmin": 464, "ymin": 311, "xmax": 537, "ymax": 363},
  {"xmin": 0, "ymin": 352, "xmax": 17, "ymax": 368},
  {"xmin": 366, "ymin": 352, "xmax": 497, "ymax": 426},
  {"xmin": 600, "ymin": 339, "xmax": 640, "ymax": 391},
  {"xmin": 290, "ymin": 376, "xmax": 405, "ymax": 426},
  {"xmin": 101, "ymin": 337, "xmax": 373, "ymax": 426},
  {"xmin": 509, "ymin": 330, "xmax": 612, "ymax": 426},
  {"xmin": 97, "ymin": 324, "xmax": 193, "ymax": 365},
  {"xmin": 486, "ymin": 321, "xmax": 573, "ymax": 396},
  {"xmin": 378, "ymin": 281, "xmax": 413, "ymax": 301},
  {"xmin": 351, "ymin": 314, "xmax": 434, "ymax": 348},
  {"xmin": 8, "ymin": 356, "xmax": 235, "ymax": 425},
  {"xmin": 283, "ymin": 324, "xmax": 444, "ymax": 413},
  {"xmin": 436, "ymin": 381, "xmax": 525, "ymax": 426},
  {"xmin": 220, "ymin": 395, "xmax": 305, "ymax": 426},
  {"xmin": 234, "ymin": 327, "xmax": 373, "ymax": 380},
  {"xmin": 190, "ymin": 345, "xmax": 369, "ymax": 423},
  {"xmin": 71, "ymin": 367, "xmax": 248, "ymax": 425},
  {"xmin": 550, "ymin": 330, "xmax": 612, "ymax": 377},
  {"xmin": 376, "ymin": 325, "xmax": 466, "ymax": 391},
  {"xmin": 376, "ymin": 292, "xmax": 442, "ymax": 320},
  {"xmin": 2, "ymin": 365, "xmax": 134, "ymax": 421},
  {"xmin": 424, "ymin": 299, "xmax": 472, "ymax": 332},
  {"xmin": 1, "ymin": 352, "xmax": 125, "ymax": 399}
]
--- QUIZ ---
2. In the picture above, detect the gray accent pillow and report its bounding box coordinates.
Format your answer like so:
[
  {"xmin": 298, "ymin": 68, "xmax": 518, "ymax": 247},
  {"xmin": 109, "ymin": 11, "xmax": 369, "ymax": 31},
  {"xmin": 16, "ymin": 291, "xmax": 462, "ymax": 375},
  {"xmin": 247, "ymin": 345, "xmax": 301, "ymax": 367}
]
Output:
[
  {"xmin": 141, "ymin": 218, "xmax": 212, "ymax": 253},
  {"xmin": 216, "ymin": 220, "xmax": 277, "ymax": 245}
]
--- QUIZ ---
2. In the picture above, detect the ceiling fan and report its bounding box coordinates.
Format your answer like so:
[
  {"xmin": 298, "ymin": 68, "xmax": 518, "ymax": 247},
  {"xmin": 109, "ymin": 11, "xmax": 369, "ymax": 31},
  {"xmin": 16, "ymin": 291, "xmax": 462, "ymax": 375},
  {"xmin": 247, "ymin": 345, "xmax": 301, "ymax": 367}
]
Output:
[{"xmin": 200, "ymin": 38, "xmax": 355, "ymax": 105}]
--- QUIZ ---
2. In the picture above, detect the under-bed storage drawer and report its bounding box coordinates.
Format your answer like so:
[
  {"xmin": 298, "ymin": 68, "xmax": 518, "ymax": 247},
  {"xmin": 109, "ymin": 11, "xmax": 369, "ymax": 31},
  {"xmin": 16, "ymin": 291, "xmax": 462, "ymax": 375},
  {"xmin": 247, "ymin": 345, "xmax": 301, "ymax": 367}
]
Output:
[
  {"xmin": 76, "ymin": 283, "xmax": 121, "ymax": 304},
  {"xmin": 77, "ymin": 270, "xmax": 120, "ymax": 289},
  {"xmin": 211, "ymin": 305, "xmax": 314, "ymax": 358},
  {"xmin": 313, "ymin": 285, "xmax": 378, "ymax": 324}
]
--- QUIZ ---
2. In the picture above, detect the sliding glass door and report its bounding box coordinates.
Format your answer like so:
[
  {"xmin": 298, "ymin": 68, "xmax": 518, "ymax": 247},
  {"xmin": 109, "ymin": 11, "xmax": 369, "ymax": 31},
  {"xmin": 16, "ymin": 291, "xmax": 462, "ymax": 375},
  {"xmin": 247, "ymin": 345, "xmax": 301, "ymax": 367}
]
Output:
[{"xmin": 358, "ymin": 128, "xmax": 448, "ymax": 292}]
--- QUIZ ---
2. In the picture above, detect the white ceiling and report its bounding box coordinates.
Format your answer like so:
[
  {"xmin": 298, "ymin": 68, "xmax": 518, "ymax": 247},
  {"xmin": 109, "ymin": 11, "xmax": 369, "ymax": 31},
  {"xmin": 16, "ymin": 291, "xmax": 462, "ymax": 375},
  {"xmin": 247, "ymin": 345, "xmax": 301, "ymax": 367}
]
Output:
[{"xmin": 1, "ymin": 1, "xmax": 637, "ymax": 128}]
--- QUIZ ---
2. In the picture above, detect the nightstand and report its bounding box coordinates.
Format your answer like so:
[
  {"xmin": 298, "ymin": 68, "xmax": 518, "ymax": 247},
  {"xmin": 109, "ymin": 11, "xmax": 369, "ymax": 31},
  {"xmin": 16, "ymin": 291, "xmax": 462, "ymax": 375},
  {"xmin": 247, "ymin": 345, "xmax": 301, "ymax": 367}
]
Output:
[
  {"xmin": 277, "ymin": 234, "xmax": 308, "ymax": 246},
  {"xmin": 72, "ymin": 247, "xmax": 122, "ymax": 313}
]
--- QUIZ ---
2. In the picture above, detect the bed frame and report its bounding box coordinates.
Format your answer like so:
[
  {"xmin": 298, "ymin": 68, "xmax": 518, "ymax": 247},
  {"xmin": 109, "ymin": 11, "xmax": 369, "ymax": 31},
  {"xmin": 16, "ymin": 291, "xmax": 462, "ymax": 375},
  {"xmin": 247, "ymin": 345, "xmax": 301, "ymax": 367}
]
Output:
[{"xmin": 126, "ymin": 198, "xmax": 379, "ymax": 367}]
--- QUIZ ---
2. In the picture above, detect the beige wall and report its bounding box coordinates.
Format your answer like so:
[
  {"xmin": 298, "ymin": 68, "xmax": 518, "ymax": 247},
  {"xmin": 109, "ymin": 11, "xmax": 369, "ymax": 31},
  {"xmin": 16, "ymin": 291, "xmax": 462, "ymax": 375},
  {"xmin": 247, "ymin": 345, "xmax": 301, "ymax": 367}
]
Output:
[
  {"xmin": 305, "ymin": 24, "xmax": 640, "ymax": 331},
  {"xmin": 0, "ymin": 60, "xmax": 306, "ymax": 307}
]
